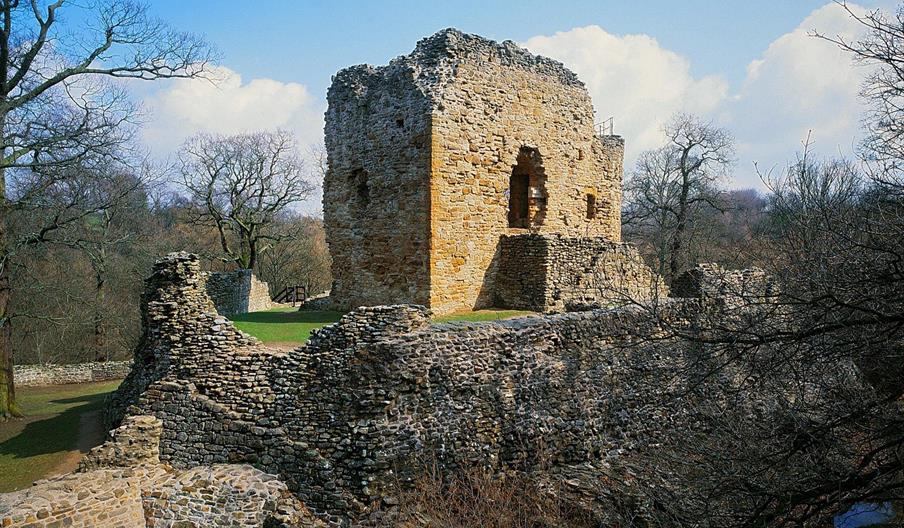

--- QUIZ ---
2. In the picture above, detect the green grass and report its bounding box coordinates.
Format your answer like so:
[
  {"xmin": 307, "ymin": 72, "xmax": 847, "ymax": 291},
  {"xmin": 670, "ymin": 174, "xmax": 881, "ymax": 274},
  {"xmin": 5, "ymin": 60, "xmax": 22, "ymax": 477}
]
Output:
[
  {"xmin": 232, "ymin": 307, "xmax": 537, "ymax": 345},
  {"xmin": 432, "ymin": 309, "xmax": 536, "ymax": 323},
  {"xmin": 231, "ymin": 307, "xmax": 344, "ymax": 344},
  {"xmin": 0, "ymin": 380, "xmax": 120, "ymax": 492}
]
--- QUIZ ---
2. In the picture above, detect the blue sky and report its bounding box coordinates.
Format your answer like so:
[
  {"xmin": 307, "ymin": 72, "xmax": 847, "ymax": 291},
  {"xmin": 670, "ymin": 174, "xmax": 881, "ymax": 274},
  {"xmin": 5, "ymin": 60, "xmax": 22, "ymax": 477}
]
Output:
[
  {"xmin": 142, "ymin": 1, "xmax": 842, "ymax": 96},
  {"xmin": 124, "ymin": 1, "xmax": 895, "ymax": 211}
]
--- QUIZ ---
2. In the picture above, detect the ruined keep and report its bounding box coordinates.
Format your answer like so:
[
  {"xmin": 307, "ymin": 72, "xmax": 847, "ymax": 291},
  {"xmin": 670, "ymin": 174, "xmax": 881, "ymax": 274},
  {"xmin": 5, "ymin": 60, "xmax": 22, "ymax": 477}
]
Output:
[{"xmin": 324, "ymin": 29, "xmax": 629, "ymax": 315}]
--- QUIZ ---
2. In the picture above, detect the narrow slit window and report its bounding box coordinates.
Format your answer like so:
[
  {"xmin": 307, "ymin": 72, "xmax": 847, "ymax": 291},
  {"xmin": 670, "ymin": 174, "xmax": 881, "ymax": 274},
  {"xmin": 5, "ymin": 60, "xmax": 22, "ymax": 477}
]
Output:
[
  {"xmin": 586, "ymin": 194, "xmax": 597, "ymax": 219},
  {"xmin": 350, "ymin": 168, "xmax": 370, "ymax": 208}
]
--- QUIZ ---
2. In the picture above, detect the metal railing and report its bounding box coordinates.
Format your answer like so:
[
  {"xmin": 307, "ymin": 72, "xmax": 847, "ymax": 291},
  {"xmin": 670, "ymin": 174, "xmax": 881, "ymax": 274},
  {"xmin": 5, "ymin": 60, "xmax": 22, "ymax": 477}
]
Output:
[{"xmin": 594, "ymin": 116, "xmax": 615, "ymax": 136}]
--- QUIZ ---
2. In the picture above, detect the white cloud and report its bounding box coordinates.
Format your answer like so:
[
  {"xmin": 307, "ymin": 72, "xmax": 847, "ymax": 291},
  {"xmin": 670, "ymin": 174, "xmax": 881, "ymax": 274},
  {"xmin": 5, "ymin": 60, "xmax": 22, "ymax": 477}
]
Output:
[
  {"xmin": 523, "ymin": 3, "xmax": 873, "ymax": 189},
  {"xmin": 722, "ymin": 3, "xmax": 870, "ymax": 186},
  {"xmin": 140, "ymin": 65, "xmax": 326, "ymax": 212},
  {"xmin": 523, "ymin": 26, "xmax": 730, "ymax": 164},
  {"xmin": 142, "ymin": 66, "xmax": 325, "ymax": 151}
]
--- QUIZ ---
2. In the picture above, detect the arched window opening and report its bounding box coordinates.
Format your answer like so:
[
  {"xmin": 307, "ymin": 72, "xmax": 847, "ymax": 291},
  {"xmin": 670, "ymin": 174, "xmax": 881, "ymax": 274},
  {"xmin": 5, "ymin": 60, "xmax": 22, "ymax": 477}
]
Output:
[{"xmin": 507, "ymin": 147, "xmax": 547, "ymax": 228}]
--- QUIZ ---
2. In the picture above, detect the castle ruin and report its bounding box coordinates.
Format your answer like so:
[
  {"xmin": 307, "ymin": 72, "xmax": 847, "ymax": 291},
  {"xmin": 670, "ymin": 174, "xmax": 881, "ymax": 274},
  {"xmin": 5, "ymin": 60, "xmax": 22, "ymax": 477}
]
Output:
[{"xmin": 324, "ymin": 29, "xmax": 647, "ymax": 314}]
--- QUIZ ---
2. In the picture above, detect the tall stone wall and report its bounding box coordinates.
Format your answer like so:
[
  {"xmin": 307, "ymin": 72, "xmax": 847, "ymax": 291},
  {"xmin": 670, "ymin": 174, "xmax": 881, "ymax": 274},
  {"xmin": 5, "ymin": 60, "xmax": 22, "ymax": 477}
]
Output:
[
  {"xmin": 494, "ymin": 234, "xmax": 667, "ymax": 312},
  {"xmin": 204, "ymin": 268, "xmax": 273, "ymax": 315},
  {"xmin": 13, "ymin": 360, "xmax": 130, "ymax": 387},
  {"xmin": 107, "ymin": 253, "xmax": 262, "ymax": 428},
  {"xmin": 428, "ymin": 32, "xmax": 623, "ymax": 313},
  {"xmin": 109, "ymin": 252, "xmax": 699, "ymax": 524},
  {"xmin": 323, "ymin": 53, "xmax": 434, "ymax": 309},
  {"xmin": 324, "ymin": 29, "xmax": 625, "ymax": 315}
]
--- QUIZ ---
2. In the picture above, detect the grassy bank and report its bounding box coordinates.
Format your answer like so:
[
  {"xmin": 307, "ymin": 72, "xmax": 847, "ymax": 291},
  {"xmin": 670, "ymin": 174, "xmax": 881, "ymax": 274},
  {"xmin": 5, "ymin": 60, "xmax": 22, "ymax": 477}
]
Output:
[
  {"xmin": 0, "ymin": 380, "xmax": 120, "ymax": 492},
  {"xmin": 233, "ymin": 307, "xmax": 536, "ymax": 346},
  {"xmin": 231, "ymin": 307, "xmax": 344, "ymax": 344},
  {"xmin": 432, "ymin": 309, "xmax": 535, "ymax": 323}
]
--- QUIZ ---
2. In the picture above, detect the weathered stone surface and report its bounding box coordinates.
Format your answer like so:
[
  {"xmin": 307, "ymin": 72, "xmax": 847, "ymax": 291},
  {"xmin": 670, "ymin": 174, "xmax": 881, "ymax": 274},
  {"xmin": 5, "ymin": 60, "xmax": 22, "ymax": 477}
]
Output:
[
  {"xmin": 105, "ymin": 251, "xmax": 703, "ymax": 525},
  {"xmin": 0, "ymin": 464, "xmax": 323, "ymax": 528},
  {"xmin": 324, "ymin": 29, "xmax": 627, "ymax": 315},
  {"xmin": 494, "ymin": 233, "xmax": 669, "ymax": 311},
  {"xmin": 106, "ymin": 252, "xmax": 262, "ymax": 430},
  {"xmin": 204, "ymin": 269, "xmax": 273, "ymax": 315},
  {"xmin": 13, "ymin": 360, "xmax": 131, "ymax": 387},
  {"xmin": 2, "ymin": 411, "xmax": 322, "ymax": 527},
  {"xmin": 80, "ymin": 415, "xmax": 163, "ymax": 471},
  {"xmin": 0, "ymin": 468, "xmax": 149, "ymax": 528},
  {"xmin": 671, "ymin": 262, "xmax": 774, "ymax": 301}
]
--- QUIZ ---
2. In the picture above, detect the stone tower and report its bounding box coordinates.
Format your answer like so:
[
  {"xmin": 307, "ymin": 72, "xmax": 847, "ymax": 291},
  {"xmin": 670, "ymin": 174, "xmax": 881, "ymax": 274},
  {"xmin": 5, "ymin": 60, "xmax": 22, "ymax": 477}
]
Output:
[{"xmin": 324, "ymin": 29, "xmax": 625, "ymax": 315}]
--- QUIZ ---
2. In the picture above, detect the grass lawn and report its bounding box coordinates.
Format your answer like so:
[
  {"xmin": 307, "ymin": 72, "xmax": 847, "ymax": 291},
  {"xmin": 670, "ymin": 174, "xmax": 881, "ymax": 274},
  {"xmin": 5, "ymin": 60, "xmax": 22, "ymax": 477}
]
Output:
[
  {"xmin": 432, "ymin": 309, "xmax": 536, "ymax": 323},
  {"xmin": 231, "ymin": 307, "xmax": 344, "ymax": 344},
  {"xmin": 232, "ymin": 307, "xmax": 537, "ymax": 345},
  {"xmin": 0, "ymin": 380, "xmax": 120, "ymax": 492}
]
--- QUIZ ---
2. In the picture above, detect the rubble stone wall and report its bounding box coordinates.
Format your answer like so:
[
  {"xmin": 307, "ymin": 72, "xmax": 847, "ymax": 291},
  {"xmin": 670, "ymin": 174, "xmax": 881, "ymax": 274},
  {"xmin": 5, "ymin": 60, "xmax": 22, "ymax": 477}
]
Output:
[
  {"xmin": 671, "ymin": 263, "xmax": 774, "ymax": 300},
  {"xmin": 0, "ymin": 465, "xmax": 320, "ymax": 528},
  {"xmin": 204, "ymin": 268, "xmax": 273, "ymax": 315},
  {"xmin": 0, "ymin": 393, "xmax": 324, "ymax": 528},
  {"xmin": 0, "ymin": 469, "xmax": 147, "ymax": 528},
  {"xmin": 109, "ymin": 252, "xmax": 696, "ymax": 523},
  {"xmin": 13, "ymin": 360, "xmax": 131, "ymax": 387},
  {"xmin": 494, "ymin": 234, "xmax": 668, "ymax": 312}
]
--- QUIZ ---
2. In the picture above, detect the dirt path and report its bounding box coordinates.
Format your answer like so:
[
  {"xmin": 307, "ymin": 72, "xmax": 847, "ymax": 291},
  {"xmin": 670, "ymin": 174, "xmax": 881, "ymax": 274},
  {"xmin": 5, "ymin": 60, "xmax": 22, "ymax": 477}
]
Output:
[{"xmin": 47, "ymin": 409, "xmax": 105, "ymax": 478}]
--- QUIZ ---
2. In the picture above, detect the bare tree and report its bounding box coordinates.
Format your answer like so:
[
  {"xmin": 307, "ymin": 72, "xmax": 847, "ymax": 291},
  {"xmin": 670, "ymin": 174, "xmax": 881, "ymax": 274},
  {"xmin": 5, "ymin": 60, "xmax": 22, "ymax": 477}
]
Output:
[
  {"xmin": 178, "ymin": 130, "xmax": 316, "ymax": 270},
  {"xmin": 813, "ymin": 3, "xmax": 904, "ymax": 171},
  {"xmin": 623, "ymin": 113, "xmax": 734, "ymax": 282},
  {"xmin": 63, "ymin": 166, "xmax": 154, "ymax": 361},
  {"xmin": 602, "ymin": 7, "xmax": 904, "ymax": 525},
  {"xmin": 9, "ymin": 163, "xmax": 153, "ymax": 364},
  {"xmin": 256, "ymin": 214, "xmax": 331, "ymax": 297},
  {"xmin": 0, "ymin": 0, "xmax": 213, "ymax": 419}
]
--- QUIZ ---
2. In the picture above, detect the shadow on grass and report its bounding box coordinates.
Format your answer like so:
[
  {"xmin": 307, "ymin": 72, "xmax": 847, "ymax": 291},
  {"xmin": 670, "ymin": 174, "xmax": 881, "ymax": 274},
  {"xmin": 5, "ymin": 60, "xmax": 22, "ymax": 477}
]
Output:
[
  {"xmin": 230, "ymin": 310, "xmax": 344, "ymax": 325},
  {"xmin": 0, "ymin": 391, "xmax": 106, "ymax": 460}
]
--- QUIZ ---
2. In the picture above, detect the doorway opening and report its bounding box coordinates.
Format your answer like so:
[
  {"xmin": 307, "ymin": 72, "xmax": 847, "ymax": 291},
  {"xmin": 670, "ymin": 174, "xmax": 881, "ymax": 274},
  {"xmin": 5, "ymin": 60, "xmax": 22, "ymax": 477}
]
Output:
[{"xmin": 507, "ymin": 147, "xmax": 546, "ymax": 228}]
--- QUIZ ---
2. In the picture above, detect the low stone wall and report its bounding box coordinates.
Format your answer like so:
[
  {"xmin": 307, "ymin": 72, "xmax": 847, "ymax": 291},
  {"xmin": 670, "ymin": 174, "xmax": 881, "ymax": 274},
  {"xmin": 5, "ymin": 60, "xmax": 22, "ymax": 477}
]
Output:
[
  {"xmin": 108, "ymin": 252, "xmax": 699, "ymax": 524},
  {"xmin": 13, "ymin": 361, "xmax": 131, "ymax": 387},
  {"xmin": 494, "ymin": 234, "xmax": 667, "ymax": 312},
  {"xmin": 0, "ymin": 465, "xmax": 321, "ymax": 528},
  {"xmin": 671, "ymin": 262, "xmax": 774, "ymax": 300},
  {"xmin": 204, "ymin": 268, "xmax": 273, "ymax": 315},
  {"xmin": 0, "ymin": 413, "xmax": 324, "ymax": 528},
  {"xmin": 0, "ymin": 468, "xmax": 147, "ymax": 528},
  {"xmin": 80, "ymin": 415, "xmax": 163, "ymax": 471}
]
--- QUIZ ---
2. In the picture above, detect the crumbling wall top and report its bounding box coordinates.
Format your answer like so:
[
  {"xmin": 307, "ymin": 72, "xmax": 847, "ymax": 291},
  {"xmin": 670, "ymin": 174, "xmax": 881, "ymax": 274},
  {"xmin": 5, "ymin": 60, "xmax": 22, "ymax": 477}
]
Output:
[{"xmin": 330, "ymin": 28, "xmax": 584, "ymax": 103}]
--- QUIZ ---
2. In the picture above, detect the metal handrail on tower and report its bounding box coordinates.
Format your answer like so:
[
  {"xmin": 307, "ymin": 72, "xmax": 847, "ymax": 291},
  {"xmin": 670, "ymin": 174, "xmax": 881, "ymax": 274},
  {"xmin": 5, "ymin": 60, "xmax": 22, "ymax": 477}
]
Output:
[{"xmin": 594, "ymin": 116, "xmax": 615, "ymax": 136}]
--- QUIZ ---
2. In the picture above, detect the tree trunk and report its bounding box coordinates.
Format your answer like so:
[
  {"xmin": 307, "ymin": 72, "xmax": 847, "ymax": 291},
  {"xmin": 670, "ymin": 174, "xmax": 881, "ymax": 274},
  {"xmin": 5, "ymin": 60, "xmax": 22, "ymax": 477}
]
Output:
[
  {"xmin": 0, "ymin": 159, "xmax": 18, "ymax": 418},
  {"xmin": 248, "ymin": 237, "xmax": 257, "ymax": 271},
  {"xmin": 0, "ymin": 268, "xmax": 17, "ymax": 419},
  {"xmin": 669, "ymin": 173, "xmax": 691, "ymax": 283},
  {"xmin": 93, "ymin": 273, "xmax": 106, "ymax": 362}
]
